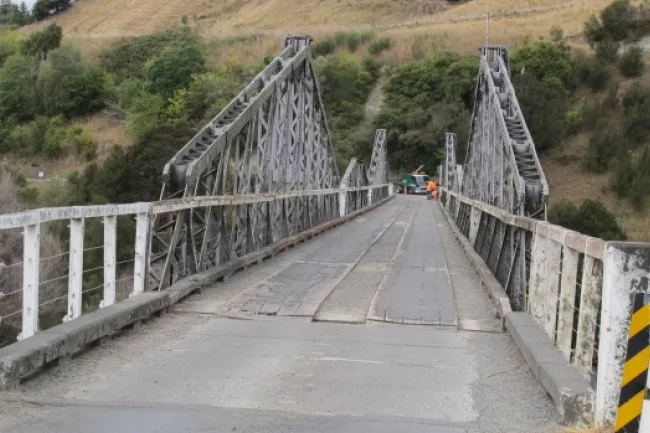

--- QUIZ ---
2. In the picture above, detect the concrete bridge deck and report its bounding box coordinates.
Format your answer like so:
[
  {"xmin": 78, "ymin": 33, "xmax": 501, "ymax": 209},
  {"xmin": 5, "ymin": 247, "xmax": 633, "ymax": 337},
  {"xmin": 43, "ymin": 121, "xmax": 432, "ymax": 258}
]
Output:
[{"xmin": 0, "ymin": 197, "xmax": 560, "ymax": 433}]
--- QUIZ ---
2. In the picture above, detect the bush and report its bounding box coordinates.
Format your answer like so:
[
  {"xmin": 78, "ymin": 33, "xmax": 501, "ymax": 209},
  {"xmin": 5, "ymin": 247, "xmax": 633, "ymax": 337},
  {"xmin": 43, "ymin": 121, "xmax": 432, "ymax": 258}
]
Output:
[
  {"xmin": 548, "ymin": 199, "xmax": 627, "ymax": 240},
  {"xmin": 0, "ymin": 29, "xmax": 21, "ymax": 66},
  {"xmin": 583, "ymin": 127, "xmax": 621, "ymax": 172},
  {"xmin": 0, "ymin": 53, "xmax": 36, "ymax": 121},
  {"xmin": 368, "ymin": 37, "xmax": 392, "ymax": 56},
  {"xmin": 595, "ymin": 39, "xmax": 620, "ymax": 63},
  {"xmin": 572, "ymin": 53, "xmax": 611, "ymax": 92},
  {"xmin": 511, "ymin": 42, "xmax": 572, "ymax": 87},
  {"xmin": 32, "ymin": 0, "xmax": 71, "ymax": 20},
  {"xmin": 37, "ymin": 44, "xmax": 108, "ymax": 118},
  {"xmin": 72, "ymin": 122, "xmax": 195, "ymax": 204},
  {"xmin": 145, "ymin": 43, "xmax": 206, "ymax": 98},
  {"xmin": 9, "ymin": 115, "xmax": 65, "ymax": 156},
  {"xmin": 611, "ymin": 147, "xmax": 650, "ymax": 209},
  {"xmin": 512, "ymin": 74, "xmax": 569, "ymax": 152},
  {"xmin": 21, "ymin": 23, "xmax": 62, "ymax": 58},
  {"xmin": 312, "ymin": 39, "xmax": 335, "ymax": 57},
  {"xmin": 619, "ymin": 46, "xmax": 645, "ymax": 77},
  {"xmin": 99, "ymin": 27, "xmax": 198, "ymax": 82},
  {"xmin": 65, "ymin": 126, "xmax": 97, "ymax": 161},
  {"xmin": 623, "ymin": 82, "xmax": 650, "ymax": 144}
]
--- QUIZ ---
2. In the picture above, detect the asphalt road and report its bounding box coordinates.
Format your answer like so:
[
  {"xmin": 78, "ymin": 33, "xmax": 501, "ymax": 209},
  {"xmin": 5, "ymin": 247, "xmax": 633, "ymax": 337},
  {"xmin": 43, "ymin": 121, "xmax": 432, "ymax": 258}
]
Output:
[{"xmin": 0, "ymin": 196, "xmax": 561, "ymax": 433}]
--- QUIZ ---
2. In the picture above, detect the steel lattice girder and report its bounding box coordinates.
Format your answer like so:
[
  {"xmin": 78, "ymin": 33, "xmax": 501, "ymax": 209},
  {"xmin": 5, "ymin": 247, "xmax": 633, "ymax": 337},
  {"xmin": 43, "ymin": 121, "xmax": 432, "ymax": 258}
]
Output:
[
  {"xmin": 147, "ymin": 37, "xmax": 390, "ymax": 290},
  {"xmin": 461, "ymin": 45, "xmax": 548, "ymax": 219},
  {"xmin": 443, "ymin": 132, "xmax": 457, "ymax": 191}
]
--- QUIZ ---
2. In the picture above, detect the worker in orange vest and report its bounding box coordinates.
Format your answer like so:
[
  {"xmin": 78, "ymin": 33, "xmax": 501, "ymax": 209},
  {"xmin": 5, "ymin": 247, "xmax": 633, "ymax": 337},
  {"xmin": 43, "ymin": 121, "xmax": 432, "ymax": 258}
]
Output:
[{"xmin": 426, "ymin": 179, "xmax": 436, "ymax": 200}]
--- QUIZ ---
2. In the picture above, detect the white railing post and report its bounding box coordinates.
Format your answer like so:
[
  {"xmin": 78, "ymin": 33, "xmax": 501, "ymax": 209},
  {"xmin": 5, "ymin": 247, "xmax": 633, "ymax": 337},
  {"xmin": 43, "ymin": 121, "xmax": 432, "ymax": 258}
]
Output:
[
  {"xmin": 20, "ymin": 223, "xmax": 40, "ymax": 340},
  {"xmin": 388, "ymin": 183, "xmax": 394, "ymax": 196},
  {"xmin": 66, "ymin": 218, "xmax": 84, "ymax": 321},
  {"xmin": 597, "ymin": 242, "xmax": 650, "ymax": 426},
  {"xmin": 339, "ymin": 190, "xmax": 347, "ymax": 217},
  {"xmin": 101, "ymin": 215, "xmax": 117, "ymax": 308},
  {"xmin": 367, "ymin": 188, "xmax": 373, "ymax": 207},
  {"xmin": 132, "ymin": 212, "xmax": 149, "ymax": 296}
]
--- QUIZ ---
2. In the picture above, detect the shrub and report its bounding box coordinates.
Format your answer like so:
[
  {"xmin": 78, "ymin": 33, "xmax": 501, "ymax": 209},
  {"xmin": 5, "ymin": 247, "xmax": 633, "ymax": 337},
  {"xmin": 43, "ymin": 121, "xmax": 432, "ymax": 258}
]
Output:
[
  {"xmin": 611, "ymin": 147, "xmax": 650, "ymax": 209},
  {"xmin": 619, "ymin": 46, "xmax": 645, "ymax": 77},
  {"xmin": 145, "ymin": 43, "xmax": 206, "ymax": 98},
  {"xmin": 37, "ymin": 44, "xmax": 108, "ymax": 118},
  {"xmin": 32, "ymin": 0, "xmax": 71, "ymax": 20},
  {"xmin": 0, "ymin": 29, "xmax": 21, "ymax": 66},
  {"xmin": 0, "ymin": 53, "xmax": 36, "ymax": 121},
  {"xmin": 595, "ymin": 39, "xmax": 620, "ymax": 63},
  {"xmin": 583, "ymin": 127, "xmax": 621, "ymax": 172},
  {"xmin": 99, "ymin": 27, "xmax": 198, "ymax": 82},
  {"xmin": 549, "ymin": 199, "xmax": 627, "ymax": 240},
  {"xmin": 512, "ymin": 74, "xmax": 569, "ymax": 152},
  {"xmin": 65, "ymin": 126, "xmax": 97, "ymax": 161},
  {"xmin": 21, "ymin": 23, "xmax": 62, "ymax": 58},
  {"xmin": 622, "ymin": 82, "xmax": 650, "ymax": 144},
  {"xmin": 511, "ymin": 42, "xmax": 572, "ymax": 87},
  {"xmin": 368, "ymin": 37, "xmax": 392, "ymax": 56},
  {"xmin": 312, "ymin": 39, "xmax": 336, "ymax": 57},
  {"xmin": 573, "ymin": 53, "xmax": 611, "ymax": 92},
  {"xmin": 9, "ymin": 115, "xmax": 65, "ymax": 157}
]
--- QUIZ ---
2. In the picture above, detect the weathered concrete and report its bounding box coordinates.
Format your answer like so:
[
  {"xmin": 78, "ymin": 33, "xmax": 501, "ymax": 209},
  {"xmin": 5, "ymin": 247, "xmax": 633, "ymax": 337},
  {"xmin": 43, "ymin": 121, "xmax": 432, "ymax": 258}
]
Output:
[
  {"xmin": 438, "ymin": 202, "xmax": 512, "ymax": 327},
  {"xmin": 505, "ymin": 312, "xmax": 594, "ymax": 425},
  {"xmin": 370, "ymin": 199, "xmax": 457, "ymax": 325},
  {"xmin": 0, "ymin": 195, "xmax": 394, "ymax": 389},
  {"xmin": 1, "ymin": 315, "xmax": 559, "ymax": 433}
]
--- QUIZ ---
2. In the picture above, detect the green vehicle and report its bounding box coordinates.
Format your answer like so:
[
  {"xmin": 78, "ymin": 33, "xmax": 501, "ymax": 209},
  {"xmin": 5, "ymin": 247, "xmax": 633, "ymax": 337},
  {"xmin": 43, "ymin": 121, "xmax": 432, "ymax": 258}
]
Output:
[{"xmin": 392, "ymin": 173, "xmax": 430, "ymax": 195}]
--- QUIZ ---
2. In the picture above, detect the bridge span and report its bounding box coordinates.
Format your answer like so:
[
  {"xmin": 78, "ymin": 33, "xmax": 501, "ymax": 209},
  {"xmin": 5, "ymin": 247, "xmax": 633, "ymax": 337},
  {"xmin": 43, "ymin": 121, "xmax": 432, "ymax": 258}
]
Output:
[
  {"xmin": 1, "ymin": 36, "xmax": 650, "ymax": 432},
  {"xmin": 0, "ymin": 196, "xmax": 560, "ymax": 433}
]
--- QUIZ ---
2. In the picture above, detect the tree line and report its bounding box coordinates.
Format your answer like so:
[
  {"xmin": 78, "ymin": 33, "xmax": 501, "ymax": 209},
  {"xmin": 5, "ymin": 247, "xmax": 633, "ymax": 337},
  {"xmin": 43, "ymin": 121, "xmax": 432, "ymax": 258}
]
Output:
[{"xmin": 0, "ymin": 0, "xmax": 72, "ymax": 27}]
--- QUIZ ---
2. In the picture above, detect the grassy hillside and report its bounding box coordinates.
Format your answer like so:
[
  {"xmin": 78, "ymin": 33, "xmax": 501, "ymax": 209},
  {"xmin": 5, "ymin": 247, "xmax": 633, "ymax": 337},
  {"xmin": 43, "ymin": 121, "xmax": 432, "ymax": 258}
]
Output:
[{"xmin": 8, "ymin": 0, "xmax": 650, "ymax": 241}]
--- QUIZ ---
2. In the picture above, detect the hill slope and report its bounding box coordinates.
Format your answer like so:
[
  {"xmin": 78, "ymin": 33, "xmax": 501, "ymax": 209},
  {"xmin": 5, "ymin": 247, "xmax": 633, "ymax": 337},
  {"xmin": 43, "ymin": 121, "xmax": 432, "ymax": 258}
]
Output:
[{"xmin": 16, "ymin": 0, "xmax": 649, "ymax": 240}]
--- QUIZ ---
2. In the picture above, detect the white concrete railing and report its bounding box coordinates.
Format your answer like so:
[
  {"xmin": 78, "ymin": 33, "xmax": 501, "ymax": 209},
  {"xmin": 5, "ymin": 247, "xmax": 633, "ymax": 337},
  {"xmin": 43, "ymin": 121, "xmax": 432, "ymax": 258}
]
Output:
[
  {"xmin": 440, "ymin": 187, "xmax": 650, "ymax": 426},
  {"xmin": 0, "ymin": 185, "xmax": 390, "ymax": 346}
]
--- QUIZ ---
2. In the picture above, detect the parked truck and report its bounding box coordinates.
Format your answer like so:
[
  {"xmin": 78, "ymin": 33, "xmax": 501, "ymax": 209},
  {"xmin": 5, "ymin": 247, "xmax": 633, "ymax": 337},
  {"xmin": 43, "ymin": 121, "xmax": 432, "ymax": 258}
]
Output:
[{"xmin": 392, "ymin": 172, "xmax": 430, "ymax": 195}]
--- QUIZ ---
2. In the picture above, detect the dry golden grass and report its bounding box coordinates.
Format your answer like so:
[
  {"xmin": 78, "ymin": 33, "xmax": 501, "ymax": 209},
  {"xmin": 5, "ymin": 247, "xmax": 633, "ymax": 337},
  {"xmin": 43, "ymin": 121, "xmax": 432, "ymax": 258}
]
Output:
[
  {"xmin": 541, "ymin": 133, "xmax": 650, "ymax": 242},
  {"xmin": 20, "ymin": 0, "xmax": 612, "ymax": 61},
  {"xmin": 76, "ymin": 113, "xmax": 130, "ymax": 162}
]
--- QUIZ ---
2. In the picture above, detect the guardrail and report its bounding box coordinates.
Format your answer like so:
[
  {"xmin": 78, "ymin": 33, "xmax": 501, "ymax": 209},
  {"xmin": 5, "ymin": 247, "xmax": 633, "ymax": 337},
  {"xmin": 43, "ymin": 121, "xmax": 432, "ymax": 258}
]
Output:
[
  {"xmin": 0, "ymin": 185, "xmax": 390, "ymax": 348},
  {"xmin": 439, "ymin": 187, "xmax": 650, "ymax": 426}
]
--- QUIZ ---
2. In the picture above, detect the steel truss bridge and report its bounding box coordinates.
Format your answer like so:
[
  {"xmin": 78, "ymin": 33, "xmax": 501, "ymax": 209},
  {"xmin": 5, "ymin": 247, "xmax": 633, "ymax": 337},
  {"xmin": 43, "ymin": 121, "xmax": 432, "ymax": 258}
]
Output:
[{"xmin": 0, "ymin": 37, "xmax": 648, "ymax": 433}]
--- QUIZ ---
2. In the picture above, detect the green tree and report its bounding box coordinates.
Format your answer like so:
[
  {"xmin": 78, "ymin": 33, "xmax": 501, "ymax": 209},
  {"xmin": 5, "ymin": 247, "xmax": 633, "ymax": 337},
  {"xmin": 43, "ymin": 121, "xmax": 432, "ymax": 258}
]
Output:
[
  {"xmin": 510, "ymin": 42, "xmax": 572, "ymax": 87},
  {"xmin": 0, "ymin": 54, "xmax": 36, "ymax": 121},
  {"xmin": 36, "ymin": 44, "xmax": 107, "ymax": 118},
  {"xmin": 21, "ymin": 23, "xmax": 62, "ymax": 58},
  {"xmin": 145, "ymin": 43, "xmax": 206, "ymax": 98},
  {"xmin": 512, "ymin": 73, "xmax": 569, "ymax": 152},
  {"xmin": 99, "ymin": 27, "xmax": 198, "ymax": 82},
  {"xmin": 549, "ymin": 199, "xmax": 627, "ymax": 240},
  {"xmin": 32, "ymin": 0, "xmax": 70, "ymax": 20}
]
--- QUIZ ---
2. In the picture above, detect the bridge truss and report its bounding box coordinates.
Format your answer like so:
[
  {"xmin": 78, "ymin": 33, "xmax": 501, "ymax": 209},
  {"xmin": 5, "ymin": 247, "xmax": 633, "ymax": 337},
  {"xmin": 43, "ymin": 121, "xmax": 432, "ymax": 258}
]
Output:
[
  {"xmin": 443, "ymin": 45, "xmax": 549, "ymax": 311},
  {"xmin": 148, "ymin": 36, "xmax": 389, "ymax": 290},
  {"xmin": 460, "ymin": 46, "xmax": 548, "ymax": 219}
]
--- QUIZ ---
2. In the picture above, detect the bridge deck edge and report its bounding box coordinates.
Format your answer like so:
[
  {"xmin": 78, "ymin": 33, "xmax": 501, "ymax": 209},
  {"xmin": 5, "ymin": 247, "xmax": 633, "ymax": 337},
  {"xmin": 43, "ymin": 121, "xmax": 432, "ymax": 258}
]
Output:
[{"xmin": 0, "ymin": 195, "xmax": 395, "ymax": 391}]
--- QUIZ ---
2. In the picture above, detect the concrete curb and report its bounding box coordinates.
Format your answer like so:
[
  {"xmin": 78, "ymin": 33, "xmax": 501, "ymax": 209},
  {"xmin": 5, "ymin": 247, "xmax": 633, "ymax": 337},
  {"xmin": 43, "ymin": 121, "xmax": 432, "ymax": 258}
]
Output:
[
  {"xmin": 438, "ymin": 203, "xmax": 512, "ymax": 328},
  {"xmin": 437, "ymin": 202, "xmax": 594, "ymax": 425},
  {"xmin": 505, "ymin": 312, "xmax": 595, "ymax": 425},
  {"xmin": 0, "ymin": 195, "xmax": 395, "ymax": 390}
]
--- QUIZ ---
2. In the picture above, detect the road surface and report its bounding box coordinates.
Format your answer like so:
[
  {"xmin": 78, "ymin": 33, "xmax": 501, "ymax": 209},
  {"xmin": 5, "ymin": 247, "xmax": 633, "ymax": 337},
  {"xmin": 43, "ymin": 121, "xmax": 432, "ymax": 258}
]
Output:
[{"xmin": 0, "ymin": 196, "xmax": 560, "ymax": 432}]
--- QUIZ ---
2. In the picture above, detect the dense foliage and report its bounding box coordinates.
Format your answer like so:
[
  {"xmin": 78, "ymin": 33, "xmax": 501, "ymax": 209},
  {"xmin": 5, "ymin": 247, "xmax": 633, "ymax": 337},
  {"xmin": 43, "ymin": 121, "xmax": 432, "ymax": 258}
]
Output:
[
  {"xmin": 377, "ymin": 52, "xmax": 478, "ymax": 172},
  {"xmin": 549, "ymin": 200, "xmax": 627, "ymax": 240}
]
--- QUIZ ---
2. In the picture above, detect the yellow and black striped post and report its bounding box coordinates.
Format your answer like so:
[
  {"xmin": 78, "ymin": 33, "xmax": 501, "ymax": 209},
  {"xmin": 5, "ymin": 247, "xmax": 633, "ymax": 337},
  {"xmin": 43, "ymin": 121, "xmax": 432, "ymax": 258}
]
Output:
[{"xmin": 616, "ymin": 293, "xmax": 650, "ymax": 433}]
